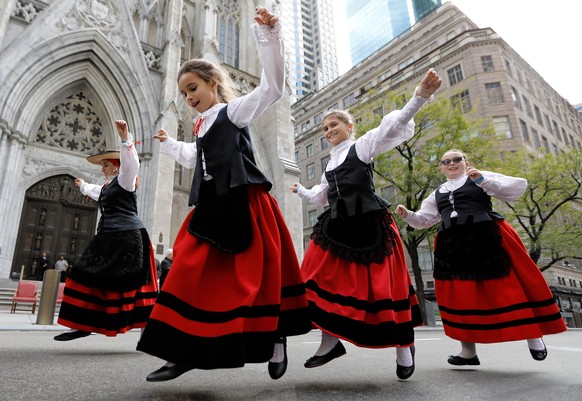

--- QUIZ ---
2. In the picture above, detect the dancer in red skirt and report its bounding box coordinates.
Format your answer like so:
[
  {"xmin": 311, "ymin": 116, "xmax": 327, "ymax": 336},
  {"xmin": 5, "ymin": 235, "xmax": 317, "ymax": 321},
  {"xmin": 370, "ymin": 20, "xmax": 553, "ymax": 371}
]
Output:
[
  {"xmin": 290, "ymin": 69, "xmax": 442, "ymax": 380},
  {"xmin": 138, "ymin": 7, "xmax": 311, "ymax": 382},
  {"xmin": 55, "ymin": 120, "xmax": 158, "ymax": 340},
  {"xmin": 395, "ymin": 149, "xmax": 567, "ymax": 366}
]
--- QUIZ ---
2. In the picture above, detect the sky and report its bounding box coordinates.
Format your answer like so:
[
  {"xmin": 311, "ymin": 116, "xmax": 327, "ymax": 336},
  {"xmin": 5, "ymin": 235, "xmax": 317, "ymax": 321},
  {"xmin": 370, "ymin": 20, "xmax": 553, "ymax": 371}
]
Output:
[{"xmin": 335, "ymin": 0, "xmax": 582, "ymax": 106}]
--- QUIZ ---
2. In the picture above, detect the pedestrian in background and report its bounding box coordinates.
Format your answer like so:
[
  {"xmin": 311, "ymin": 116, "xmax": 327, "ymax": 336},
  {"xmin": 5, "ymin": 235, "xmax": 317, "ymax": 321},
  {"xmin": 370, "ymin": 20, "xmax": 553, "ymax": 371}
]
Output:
[
  {"xmin": 395, "ymin": 149, "xmax": 567, "ymax": 366},
  {"xmin": 159, "ymin": 248, "xmax": 173, "ymax": 289},
  {"xmin": 54, "ymin": 255, "xmax": 69, "ymax": 282},
  {"xmin": 290, "ymin": 68, "xmax": 442, "ymax": 380},
  {"xmin": 38, "ymin": 252, "xmax": 50, "ymax": 280}
]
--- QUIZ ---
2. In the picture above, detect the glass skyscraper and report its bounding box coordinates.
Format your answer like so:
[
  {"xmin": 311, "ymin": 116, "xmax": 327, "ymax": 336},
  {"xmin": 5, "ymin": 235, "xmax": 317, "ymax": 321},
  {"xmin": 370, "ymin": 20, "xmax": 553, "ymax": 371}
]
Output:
[
  {"xmin": 346, "ymin": 0, "xmax": 441, "ymax": 66},
  {"xmin": 281, "ymin": 0, "xmax": 339, "ymax": 101}
]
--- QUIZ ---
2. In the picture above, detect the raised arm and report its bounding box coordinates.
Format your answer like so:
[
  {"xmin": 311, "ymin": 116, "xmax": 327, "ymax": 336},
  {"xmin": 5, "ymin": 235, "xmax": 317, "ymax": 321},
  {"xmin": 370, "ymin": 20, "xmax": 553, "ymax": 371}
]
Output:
[
  {"xmin": 355, "ymin": 68, "xmax": 442, "ymax": 163},
  {"xmin": 227, "ymin": 7, "xmax": 285, "ymax": 127}
]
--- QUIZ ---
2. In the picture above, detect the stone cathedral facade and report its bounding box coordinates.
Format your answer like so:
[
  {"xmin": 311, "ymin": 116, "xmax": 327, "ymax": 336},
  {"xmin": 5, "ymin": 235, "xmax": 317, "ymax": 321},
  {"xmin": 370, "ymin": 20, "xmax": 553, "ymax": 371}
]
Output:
[{"xmin": 0, "ymin": 0, "xmax": 302, "ymax": 280}]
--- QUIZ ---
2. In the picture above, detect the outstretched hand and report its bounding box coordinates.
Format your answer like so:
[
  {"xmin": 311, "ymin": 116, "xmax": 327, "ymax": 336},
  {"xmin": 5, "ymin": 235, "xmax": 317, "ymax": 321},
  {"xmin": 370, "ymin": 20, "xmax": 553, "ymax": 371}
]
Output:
[
  {"xmin": 153, "ymin": 128, "xmax": 169, "ymax": 143},
  {"xmin": 417, "ymin": 68, "xmax": 442, "ymax": 98},
  {"xmin": 394, "ymin": 205, "xmax": 409, "ymax": 218},
  {"xmin": 289, "ymin": 183, "xmax": 300, "ymax": 193},
  {"xmin": 255, "ymin": 6, "xmax": 279, "ymax": 28}
]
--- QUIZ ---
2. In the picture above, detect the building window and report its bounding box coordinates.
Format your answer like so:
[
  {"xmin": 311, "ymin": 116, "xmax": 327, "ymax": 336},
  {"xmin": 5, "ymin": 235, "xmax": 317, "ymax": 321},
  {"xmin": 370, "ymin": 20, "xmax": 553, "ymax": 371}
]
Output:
[
  {"xmin": 505, "ymin": 59, "xmax": 512, "ymax": 77},
  {"xmin": 217, "ymin": 0, "xmax": 241, "ymax": 68},
  {"xmin": 447, "ymin": 64, "xmax": 464, "ymax": 86},
  {"xmin": 426, "ymin": 281, "xmax": 434, "ymax": 289},
  {"xmin": 534, "ymin": 105, "xmax": 543, "ymax": 126},
  {"xmin": 342, "ymin": 93, "xmax": 356, "ymax": 108},
  {"xmin": 519, "ymin": 120, "xmax": 530, "ymax": 143},
  {"xmin": 485, "ymin": 82, "xmax": 504, "ymax": 104},
  {"xmin": 306, "ymin": 143, "xmax": 313, "ymax": 157},
  {"xmin": 481, "ymin": 55, "xmax": 494, "ymax": 72},
  {"xmin": 522, "ymin": 96, "xmax": 533, "ymax": 118},
  {"xmin": 561, "ymin": 128, "xmax": 569, "ymax": 145},
  {"xmin": 492, "ymin": 116, "xmax": 512, "ymax": 139},
  {"xmin": 308, "ymin": 210, "xmax": 318, "ymax": 227},
  {"xmin": 320, "ymin": 137, "xmax": 329, "ymax": 150},
  {"xmin": 321, "ymin": 155, "xmax": 330, "ymax": 172},
  {"xmin": 541, "ymin": 135, "xmax": 550, "ymax": 153},
  {"xmin": 306, "ymin": 162, "xmax": 315, "ymax": 180},
  {"xmin": 314, "ymin": 112, "xmax": 323, "ymax": 125},
  {"xmin": 531, "ymin": 128, "xmax": 540, "ymax": 149},
  {"xmin": 511, "ymin": 86, "xmax": 522, "ymax": 110},
  {"xmin": 380, "ymin": 185, "xmax": 397, "ymax": 201},
  {"xmin": 450, "ymin": 90, "xmax": 471, "ymax": 113},
  {"xmin": 295, "ymin": 150, "xmax": 299, "ymax": 162},
  {"xmin": 544, "ymin": 114, "xmax": 553, "ymax": 134}
]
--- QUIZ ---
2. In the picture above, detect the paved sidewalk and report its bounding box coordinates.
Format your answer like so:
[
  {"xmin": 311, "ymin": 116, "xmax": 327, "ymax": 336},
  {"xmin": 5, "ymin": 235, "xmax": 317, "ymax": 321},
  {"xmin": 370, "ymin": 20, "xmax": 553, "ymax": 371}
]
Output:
[{"xmin": 0, "ymin": 310, "xmax": 66, "ymax": 331}]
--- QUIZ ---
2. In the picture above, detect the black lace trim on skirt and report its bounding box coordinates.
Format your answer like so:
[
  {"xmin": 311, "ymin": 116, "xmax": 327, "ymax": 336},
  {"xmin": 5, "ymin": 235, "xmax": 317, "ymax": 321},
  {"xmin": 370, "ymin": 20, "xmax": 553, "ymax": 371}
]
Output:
[
  {"xmin": 434, "ymin": 220, "xmax": 511, "ymax": 280},
  {"xmin": 310, "ymin": 208, "xmax": 398, "ymax": 266},
  {"xmin": 68, "ymin": 228, "xmax": 152, "ymax": 292}
]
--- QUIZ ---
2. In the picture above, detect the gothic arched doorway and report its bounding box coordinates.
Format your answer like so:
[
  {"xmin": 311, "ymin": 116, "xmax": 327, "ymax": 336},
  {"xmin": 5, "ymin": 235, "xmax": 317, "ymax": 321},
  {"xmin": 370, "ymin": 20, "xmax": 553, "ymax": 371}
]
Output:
[{"xmin": 11, "ymin": 174, "xmax": 98, "ymax": 280}]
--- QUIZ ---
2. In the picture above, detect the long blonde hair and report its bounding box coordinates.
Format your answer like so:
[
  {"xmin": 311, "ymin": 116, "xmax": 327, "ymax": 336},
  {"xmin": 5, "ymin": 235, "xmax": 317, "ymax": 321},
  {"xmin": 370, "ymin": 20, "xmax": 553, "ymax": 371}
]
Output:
[{"xmin": 177, "ymin": 59, "xmax": 236, "ymax": 103}]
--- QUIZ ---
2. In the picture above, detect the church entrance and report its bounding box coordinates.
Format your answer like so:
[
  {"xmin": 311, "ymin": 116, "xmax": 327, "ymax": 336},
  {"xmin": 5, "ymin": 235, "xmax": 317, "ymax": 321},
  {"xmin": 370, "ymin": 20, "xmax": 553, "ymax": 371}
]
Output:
[{"xmin": 11, "ymin": 174, "xmax": 98, "ymax": 281}]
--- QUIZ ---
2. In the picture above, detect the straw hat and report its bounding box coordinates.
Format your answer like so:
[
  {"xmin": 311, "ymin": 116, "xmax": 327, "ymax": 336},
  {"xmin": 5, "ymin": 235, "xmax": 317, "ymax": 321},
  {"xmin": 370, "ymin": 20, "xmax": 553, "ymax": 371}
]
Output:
[{"xmin": 86, "ymin": 149, "xmax": 120, "ymax": 165}]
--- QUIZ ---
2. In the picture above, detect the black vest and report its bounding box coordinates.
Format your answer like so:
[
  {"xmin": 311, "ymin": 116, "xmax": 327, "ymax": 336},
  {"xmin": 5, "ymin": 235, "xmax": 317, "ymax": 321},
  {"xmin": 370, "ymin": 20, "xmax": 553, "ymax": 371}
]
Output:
[
  {"xmin": 435, "ymin": 178, "xmax": 503, "ymax": 230},
  {"xmin": 188, "ymin": 106, "xmax": 272, "ymax": 206},
  {"xmin": 97, "ymin": 177, "xmax": 144, "ymax": 232},
  {"xmin": 325, "ymin": 144, "xmax": 388, "ymax": 219}
]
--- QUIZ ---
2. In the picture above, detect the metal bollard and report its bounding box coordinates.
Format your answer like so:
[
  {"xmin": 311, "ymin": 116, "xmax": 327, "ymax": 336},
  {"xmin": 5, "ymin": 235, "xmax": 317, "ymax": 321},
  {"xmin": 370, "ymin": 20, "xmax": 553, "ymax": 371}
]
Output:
[{"xmin": 36, "ymin": 269, "xmax": 61, "ymax": 325}]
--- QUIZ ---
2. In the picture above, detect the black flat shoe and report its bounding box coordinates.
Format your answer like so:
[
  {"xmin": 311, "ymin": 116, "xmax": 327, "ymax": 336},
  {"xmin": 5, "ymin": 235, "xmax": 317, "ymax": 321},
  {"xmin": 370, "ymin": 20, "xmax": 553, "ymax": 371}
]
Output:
[
  {"xmin": 268, "ymin": 337, "xmax": 287, "ymax": 380},
  {"xmin": 54, "ymin": 330, "xmax": 91, "ymax": 341},
  {"xmin": 529, "ymin": 346, "xmax": 547, "ymax": 361},
  {"xmin": 396, "ymin": 345, "xmax": 415, "ymax": 380},
  {"xmin": 447, "ymin": 355, "xmax": 480, "ymax": 366},
  {"xmin": 304, "ymin": 340, "xmax": 346, "ymax": 368},
  {"xmin": 146, "ymin": 364, "xmax": 193, "ymax": 382}
]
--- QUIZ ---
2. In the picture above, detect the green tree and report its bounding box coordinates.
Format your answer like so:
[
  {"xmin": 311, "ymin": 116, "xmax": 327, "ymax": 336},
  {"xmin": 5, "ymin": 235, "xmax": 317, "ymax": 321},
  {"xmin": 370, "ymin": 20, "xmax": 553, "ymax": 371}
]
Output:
[
  {"xmin": 501, "ymin": 149, "xmax": 582, "ymax": 271},
  {"xmin": 350, "ymin": 92, "xmax": 501, "ymax": 324}
]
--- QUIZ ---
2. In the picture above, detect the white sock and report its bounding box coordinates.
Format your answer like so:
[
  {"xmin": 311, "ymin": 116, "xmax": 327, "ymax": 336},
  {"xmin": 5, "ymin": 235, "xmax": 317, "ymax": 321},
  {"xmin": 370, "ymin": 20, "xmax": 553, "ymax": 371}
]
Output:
[
  {"xmin": 396, "ymin": 346, "xmax": 413, "ymax": 367},
  {"xmin": 314, "ymin": 331, "xmax": 339, "ymax": 356},
  {"xmin": 164, "ymin": 361, "xmax": 175, "ymax": 368},
  {"xmin": 458, "ymin": 341, "xmax": 477, "ymax": 358},
  {"xmin": 270, "ymin": 338, "xmax": 285, "ymax": 363},
  {"xmin": 527, "ymin": 338, "xmax": 545, "ymax": 351}
]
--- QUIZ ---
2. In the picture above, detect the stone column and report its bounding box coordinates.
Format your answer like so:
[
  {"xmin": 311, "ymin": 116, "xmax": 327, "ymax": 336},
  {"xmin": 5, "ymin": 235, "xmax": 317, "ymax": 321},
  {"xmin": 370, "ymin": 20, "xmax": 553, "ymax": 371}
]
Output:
[
  {"xmin": 0, "ymin": 0, "xmax": 16, "ymax": 49},
  {"xmin": 147, "ymin": 0, "xmax": 184, "ymax": 259},
  {"xmin": 254, "ymin": 92, "xmax": 304, "ymax": 260}
]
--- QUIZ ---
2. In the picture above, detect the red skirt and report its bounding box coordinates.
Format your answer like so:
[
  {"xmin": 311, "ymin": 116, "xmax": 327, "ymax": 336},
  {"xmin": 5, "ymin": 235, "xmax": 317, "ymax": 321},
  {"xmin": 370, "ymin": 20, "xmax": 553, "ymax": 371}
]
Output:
[
  {"xmin": 57, "ymin": 238, "xmax": 158, "ymax": 336},
  {"xmin": 137, "ymin": 186, "xmax": 311, "ymax": 369},
  {"xmin": 436, "ymin": 220, "xmax": 567, "ymax": 343},
  {"xmin": 302, "ymin": 219, "xmax": 422, "ymax": 348}
]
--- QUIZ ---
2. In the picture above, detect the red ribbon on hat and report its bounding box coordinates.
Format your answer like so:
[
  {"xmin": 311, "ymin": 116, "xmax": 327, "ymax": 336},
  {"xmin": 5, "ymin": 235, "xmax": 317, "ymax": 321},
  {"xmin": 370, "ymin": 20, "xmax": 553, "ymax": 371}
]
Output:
[{"xmin": 192, "ymin": 116, "xmax": 205, "ymax": 137}]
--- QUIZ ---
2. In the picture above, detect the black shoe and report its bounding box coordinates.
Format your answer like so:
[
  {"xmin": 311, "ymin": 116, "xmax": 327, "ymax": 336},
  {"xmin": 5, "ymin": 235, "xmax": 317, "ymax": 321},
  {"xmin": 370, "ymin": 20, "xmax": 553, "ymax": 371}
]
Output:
[
  {"xmin": 396, "ymin": 346, "xmax": 415, "ymax": 380},
  {"xmin": 447, "ymin": 355, "xmax": 480, "ymax": 366},
  {"xmin": 268, "ymin": 337, "xmax": 287, "ymax": 380},
  {"xmin": 304, "ymin": 340, "xmax": 347, "ymax": 368},
  {"xmin": 146, "ymin": 364, "xmax": 193, "ymax": 382},
  {"xmin": 529, "ymin": 342, "xmax": 547, "ymax": 361},
  {"xmin": 54, "ymin": 330, "xmax": 91, "ymax": 341}
]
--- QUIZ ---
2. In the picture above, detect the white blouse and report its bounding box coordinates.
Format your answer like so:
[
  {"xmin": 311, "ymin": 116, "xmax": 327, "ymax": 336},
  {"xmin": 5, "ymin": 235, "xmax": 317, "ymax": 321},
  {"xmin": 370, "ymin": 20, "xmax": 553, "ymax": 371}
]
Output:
[
  {"xmin": 160, "ymin": 22, "xmax": 285, "ymax": 168},
  {"xmin": 296, "ymin": 94, "xmax": 429, "ymax": 206},
  {"xmin": 80, "ymin": 133, "xmax": 140, "ymax": 200},
  {"xmin": 401, "ymin": 171, "xmax": 528, "ymax": 229}
]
